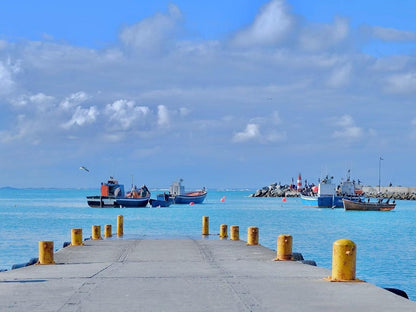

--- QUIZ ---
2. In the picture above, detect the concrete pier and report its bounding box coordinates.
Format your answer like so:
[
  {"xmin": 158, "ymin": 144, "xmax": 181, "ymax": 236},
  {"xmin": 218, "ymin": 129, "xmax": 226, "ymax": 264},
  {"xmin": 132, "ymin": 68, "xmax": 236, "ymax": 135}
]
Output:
[{"xmin": 0, "ymin": 238, "xmax": 414, "ymax": 311}]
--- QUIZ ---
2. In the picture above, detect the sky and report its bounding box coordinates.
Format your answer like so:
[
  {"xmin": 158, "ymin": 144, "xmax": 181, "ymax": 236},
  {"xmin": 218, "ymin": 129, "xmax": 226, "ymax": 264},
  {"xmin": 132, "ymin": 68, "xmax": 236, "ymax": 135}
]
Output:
[{"xmin": 0, "ymin": 0, "xmax": 415, "ymax": 189}]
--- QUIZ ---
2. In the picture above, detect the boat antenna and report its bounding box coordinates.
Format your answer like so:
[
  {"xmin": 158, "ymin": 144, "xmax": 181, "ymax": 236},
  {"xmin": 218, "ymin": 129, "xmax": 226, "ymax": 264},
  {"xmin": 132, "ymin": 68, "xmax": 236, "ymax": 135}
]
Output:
[{"xmin": 379, "ymin": 157, "xmax": 383, "ymax": 193}]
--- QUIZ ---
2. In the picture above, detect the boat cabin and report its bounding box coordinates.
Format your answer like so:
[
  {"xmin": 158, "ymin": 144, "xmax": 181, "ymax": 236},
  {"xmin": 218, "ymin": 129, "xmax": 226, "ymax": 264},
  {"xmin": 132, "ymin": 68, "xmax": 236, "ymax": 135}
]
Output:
[
  {"xmin": 100, "ymin": 178, "xmax": 125, "ymax": 197},
  {"xmin": 317, "ymin": 176, "xmax": 336, "ymax": 196},
  {"xmin": 169, "ymin": 179, "xmax": 185, "ymax": 195}
]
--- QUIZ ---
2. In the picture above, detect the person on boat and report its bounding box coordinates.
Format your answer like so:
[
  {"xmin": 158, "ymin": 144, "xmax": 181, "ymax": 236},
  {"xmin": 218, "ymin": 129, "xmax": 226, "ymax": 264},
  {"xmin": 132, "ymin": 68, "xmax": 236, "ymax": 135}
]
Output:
[{"xmin": 141, "ymin": 185, "xmax": 149, "ymax": 197}]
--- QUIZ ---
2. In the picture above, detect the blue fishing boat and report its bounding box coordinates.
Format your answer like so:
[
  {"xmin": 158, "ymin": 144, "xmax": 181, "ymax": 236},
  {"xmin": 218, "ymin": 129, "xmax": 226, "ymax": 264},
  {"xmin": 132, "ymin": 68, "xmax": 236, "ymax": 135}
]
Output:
[
  {"xmin": 149, "ymin": 198, "xmax": 172, "ymax": 207},
  {"xmin": 86, "ymin": 178, "xmax": 150, "ymax": 208},
  {"xmin": 301, "ymin": 175, "xmax": 360, "ymax": 208},
  {"xmin": 166, "ymin": 179, "xmax": 207, "ymax": 204}
]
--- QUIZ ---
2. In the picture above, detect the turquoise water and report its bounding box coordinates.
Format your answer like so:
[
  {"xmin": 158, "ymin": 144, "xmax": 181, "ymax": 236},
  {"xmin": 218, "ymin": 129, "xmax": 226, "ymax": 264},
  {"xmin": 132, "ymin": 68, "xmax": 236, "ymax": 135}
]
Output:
[{"xmin": 0, "ymin": 188, "xmax": 415, "ymax": 300}]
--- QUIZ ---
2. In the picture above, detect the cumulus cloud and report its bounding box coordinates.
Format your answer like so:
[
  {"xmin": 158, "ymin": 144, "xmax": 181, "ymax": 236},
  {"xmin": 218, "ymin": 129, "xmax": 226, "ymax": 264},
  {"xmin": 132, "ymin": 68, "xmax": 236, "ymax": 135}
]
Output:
[
  {"xmin": 233, "ymin": 111, "xmax": 286, "ymax": 143},
  {"xmin": 119, "ymin": 4, "xmax": 182, "ymax": 52},
  {"xmin": 62, "ymin": 106, "xmax": 98, "ymax": 129},
  {"xmin": 232, "ymin": 0, "xmax": 293, "ymax": 47},
  {"xmin": 385, "ymin": 72, "xmax": 416, "ymax": 94},
  {"xmin": 332, "ymin": 115, "xmax": 363, "ymax": 140},
  {"xmin": 157, "ymin": 105, "xmax": 170, "ymax": 127},
  {"xmin": 0, "ymin": 59, "xmax": 20, "ymax": 95},
  {"xmin": 60, "ymin": 92, "xmax": 90, "ymax": 110},
  {"xmin": 299, "ymin": 17, "xmax": 350, "ymax": 51},
  {"xmin": 327, "ymin": 63, "xmax": 352, "ymax": 87},
  {"xmin": 233, "ymin": 123, "xmax": 260, "ymax": 142},
  {"xmin": 105, "ymin": 99, "xmax": 150, "ymax": 130}
]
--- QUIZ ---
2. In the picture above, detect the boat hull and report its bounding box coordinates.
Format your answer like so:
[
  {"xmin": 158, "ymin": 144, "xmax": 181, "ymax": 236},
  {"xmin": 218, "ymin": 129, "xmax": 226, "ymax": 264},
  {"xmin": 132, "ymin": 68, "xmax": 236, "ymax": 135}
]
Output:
[
  {"xmin": 173, "ymin": 192, "xmax": 207, "ymax": 204},
  {"xmin": 115, "ymin": 197, "xmax": 150, "ymax": 208},
  {"xmin": 343, "ymin": 199, "xmax": 395, "ymax": 211},
  {"xmin": 87, "ymin": 196, "xmax": 120, "ymax": 208},
  {"xmin": 301, "ymin": 195, "xmax": 343, "ymax": 208},
  {"xmin": 149, "ymin": 199, "xmax": 171, "ymax": 207}
]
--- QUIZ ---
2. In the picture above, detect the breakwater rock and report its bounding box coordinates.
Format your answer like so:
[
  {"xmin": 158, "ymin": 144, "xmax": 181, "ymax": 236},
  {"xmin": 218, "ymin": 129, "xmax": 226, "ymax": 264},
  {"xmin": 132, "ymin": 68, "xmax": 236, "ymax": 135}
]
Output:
[
  {"xmin": 363, "ymin": 188, "xmax": 416, "ymax": 200},
  {"xmin": 250, "ymin": 185, "xmax": 416, "ymax": 200},
  {"xmin": 249, "ymin": 183, "xmax": 300, "ymax": 198}
]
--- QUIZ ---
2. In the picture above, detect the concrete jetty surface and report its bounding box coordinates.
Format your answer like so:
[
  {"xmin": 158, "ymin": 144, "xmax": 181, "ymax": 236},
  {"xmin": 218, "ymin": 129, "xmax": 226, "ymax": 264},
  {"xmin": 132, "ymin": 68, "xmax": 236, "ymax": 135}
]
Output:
[{"xmin": 0, "ymin": 238, "xmax": 414, "ymax": 312}]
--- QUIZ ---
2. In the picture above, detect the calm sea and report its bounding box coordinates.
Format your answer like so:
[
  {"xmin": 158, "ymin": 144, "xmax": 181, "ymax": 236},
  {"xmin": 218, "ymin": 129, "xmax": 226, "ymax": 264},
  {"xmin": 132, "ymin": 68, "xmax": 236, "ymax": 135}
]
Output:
[{"xmin": 0, "ymin": 188, "xmax": 415, "ymax": 300}]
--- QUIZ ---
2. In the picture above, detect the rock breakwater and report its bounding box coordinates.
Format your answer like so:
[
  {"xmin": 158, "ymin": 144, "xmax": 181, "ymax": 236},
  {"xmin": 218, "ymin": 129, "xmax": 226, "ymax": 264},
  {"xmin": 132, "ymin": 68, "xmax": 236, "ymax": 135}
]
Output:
[
  {"xmin": 250, "ymin": 184, "xmax": 416, "ymax": 200},
  {"xmin": 249, "ymin": 183, "xmax": 300, "ymax": 198}
]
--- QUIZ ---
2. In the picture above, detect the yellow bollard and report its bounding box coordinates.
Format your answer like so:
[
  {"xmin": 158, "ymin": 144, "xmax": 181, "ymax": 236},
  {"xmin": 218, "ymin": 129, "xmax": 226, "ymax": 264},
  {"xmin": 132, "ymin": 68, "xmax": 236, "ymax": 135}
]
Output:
[
  {"xmin": 325, "ymin": 238, "xmax": 363, "ymax": 282},
  {"xmin": 230, "ymin": 225, "xmax": 239, "ymax": 241},
  {"xmin": 117, "ymin": 215, "xmax": 123, "ymax": 237},
  {"xmin": 275, "ymin": 234, "xmax": 293, "ymax": 261},
  {"xmin": 247, "ymin": 226, "xmax": 259, "ymax": 245},
  {"xmin": 37, "ymin": 241, "xmax": 55, "ymax": 265},
  {"xmin": 202, "ymin": 216, "xmax": 209, "ymax": 235},
  {"xmin": 91, "ymin": 225, "xmax": 102, "ymax": 240},
  {"xmin": 71, "ymin": 228, "xmax": 83, "ymax": 246},
  {"xmin": 104, "ymin": 224, "xmax": 112, "ymax": 238},
  {"xmin": 219, "ymin": 224, "xmax": 228, "ymax": 238}
]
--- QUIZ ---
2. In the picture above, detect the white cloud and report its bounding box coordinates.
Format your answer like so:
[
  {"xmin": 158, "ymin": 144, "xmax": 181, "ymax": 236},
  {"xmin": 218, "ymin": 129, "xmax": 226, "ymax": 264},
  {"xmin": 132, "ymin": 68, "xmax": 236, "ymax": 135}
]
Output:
[
  {"xmin": 105, "ymin": 99, "xmax": 150, "ymax": 130},
  {"xmin": 0, "ymin": 60, "xmax": 18, "ymax": 94},
  {"xmin": 232, "ymin": 110, "xmax": 286, "ymax": 144},
  {"xmin": 119, "ymin": 4, "xmax": 182, "ymax": 52},
  {"xmin": 62, "ymin": 106, "xmax": 98, "ymax": 129},
  {"xmin": 332, "ymin": 115, "xmax": 363, "ymax": 140},
  {"xmin": 368, "ymin": 26, "xmax": 416, "ymax": 42},
  {"xmin": 60, "ymin": 91, "xmax": 90, "ymax": 110},
  {"xmin": 157, "ymin": 105, "xmax": 170, "ymax": 127},
  {"xmin": 327, "ymin": 63, "xmax": 352, "ymax": 87},
  {"xmin": 232, "ymin": 0, "xmax": 293, "ymax": 47},
  {"xmin": 233, "ymin": 123, "xmax": 260, "ymax": 142},
  {"xmin": 299, "ymin": 17, "xmax": 350, "ymax": 52},
  {"xmin": 385, "ymin": 72, "xmax": 416, "ymax": 94}
]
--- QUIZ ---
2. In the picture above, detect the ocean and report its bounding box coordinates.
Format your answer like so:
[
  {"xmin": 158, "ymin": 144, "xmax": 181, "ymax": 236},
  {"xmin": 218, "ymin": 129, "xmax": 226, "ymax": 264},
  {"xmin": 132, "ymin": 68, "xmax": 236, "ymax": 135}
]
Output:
[{"xmin": 0, "ymin": 187, "xmax": 415, "ymax": 300}]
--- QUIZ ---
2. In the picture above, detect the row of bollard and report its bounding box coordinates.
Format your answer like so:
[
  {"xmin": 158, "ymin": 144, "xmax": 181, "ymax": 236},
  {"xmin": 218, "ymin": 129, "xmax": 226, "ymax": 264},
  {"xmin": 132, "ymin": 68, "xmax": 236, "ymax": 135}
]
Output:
[
  {"xmin": 202, "ymin": 216, "xmax": 358, "ymax": 282},
  {"xmin": 36, "ymin": 215, "xmax": 124, "ymax": 265}
]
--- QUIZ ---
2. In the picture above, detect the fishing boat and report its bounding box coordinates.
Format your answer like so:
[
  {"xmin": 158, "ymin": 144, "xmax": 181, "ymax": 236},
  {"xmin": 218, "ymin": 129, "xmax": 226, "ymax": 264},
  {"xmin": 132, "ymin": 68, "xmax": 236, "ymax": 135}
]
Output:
[
  {"xmin": 301, "ymin": 175, "xmax": 361, "ymax": 208},
  {"xmin": 149, "ymin": 198, "xmax": 171, "ymax": 207},
  {"xmin": 166, "ymin": 179, "xmax": 207, "ymax": 204},
  {"xmin": 86, "ymin": 178, "xmax": 150, "ymax": 208},
  {"xmin": 301, "ymin": 176, "xmax": 341, "ymax": 208},
  {"xmin": 343, "ymin": 198, "xmax": 396, "ymax": 211}
]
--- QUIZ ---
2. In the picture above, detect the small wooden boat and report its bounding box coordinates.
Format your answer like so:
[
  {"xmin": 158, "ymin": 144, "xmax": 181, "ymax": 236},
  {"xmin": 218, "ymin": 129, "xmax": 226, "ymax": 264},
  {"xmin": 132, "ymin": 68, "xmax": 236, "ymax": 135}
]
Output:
[{"xmin": 342, "ymin": 198, "xmax": 396, "ymax": 211}]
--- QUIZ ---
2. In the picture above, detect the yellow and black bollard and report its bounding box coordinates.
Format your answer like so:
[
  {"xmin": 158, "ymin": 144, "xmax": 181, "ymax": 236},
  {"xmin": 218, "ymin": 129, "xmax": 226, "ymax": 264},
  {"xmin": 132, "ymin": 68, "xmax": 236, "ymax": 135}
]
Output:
[
  {"xmin": 275, "ymin": 234, "xmax": 293, "ymax": 261},
  {"xmin": 230, "ymin": 225, "xmax": 239, "ymax": 240},
  {"xmin": 104, "ymin": 224, "xmax": 112, "ymax": 238},
  {"xmin": 37, "ymin": 241, "xmax": 55, "ymax": 265},
  {"xmin": 71, "ymin": 228, "xmax": 83, "ymax": 246},
  {"xmin": 247, "ymin": 226, "xmax": 259, "ymax": 245},
  {"xmin": 202, "ymin": 216, "xmax": 209, "ymax": 236},
  {"xmin": 117, "ymin": 215, "xmax": 123, "ymax": 237},
  {"xmin": 325, "ymin": 238, "xmax": 363, "ymax": 282},
  {"xmin": 219, "ymin": 224, "xmax": 228, "ymax": 239},
  {"xmin": 91, "ymin": 225, "xmax": 102, "ymax": 240}
]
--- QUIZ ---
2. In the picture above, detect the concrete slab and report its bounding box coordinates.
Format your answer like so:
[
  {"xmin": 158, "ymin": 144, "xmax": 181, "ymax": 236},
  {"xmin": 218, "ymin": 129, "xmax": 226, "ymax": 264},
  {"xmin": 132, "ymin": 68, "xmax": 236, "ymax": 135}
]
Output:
[{"xmin": 0, "ymin": 238, "xmax": 413, "ymax": 312}]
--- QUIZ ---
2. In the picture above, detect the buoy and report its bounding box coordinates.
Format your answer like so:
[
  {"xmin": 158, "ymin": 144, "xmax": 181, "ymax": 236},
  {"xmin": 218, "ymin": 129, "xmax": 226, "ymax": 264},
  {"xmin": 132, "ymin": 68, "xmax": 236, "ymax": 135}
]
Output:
[
  {"xmin": 296, "ymin": 173, "xmax": 302, "ymax": 192},
  {"xmin": 220, "ymin": 196, "xmax": 226, "ymax": 202},
  {"xmin": 282, "ymin": 197, "xmax": 287, "ymax": 202},
  {"xmin": 189, "ymin": 202, "xmax": 195, "ymax": 205}
]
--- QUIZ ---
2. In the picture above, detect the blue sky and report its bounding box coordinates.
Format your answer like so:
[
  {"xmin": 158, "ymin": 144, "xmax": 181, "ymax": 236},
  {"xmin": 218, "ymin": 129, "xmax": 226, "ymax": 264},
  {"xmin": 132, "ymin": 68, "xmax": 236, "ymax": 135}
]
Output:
[{"xmin": 0, "ymin": 0, "xmax": 415, "ymax": 189}]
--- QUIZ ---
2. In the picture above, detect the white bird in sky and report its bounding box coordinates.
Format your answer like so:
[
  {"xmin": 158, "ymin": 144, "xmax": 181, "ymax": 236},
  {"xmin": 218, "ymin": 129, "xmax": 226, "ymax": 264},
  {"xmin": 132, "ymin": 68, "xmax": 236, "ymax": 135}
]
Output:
[{"xmin": 80, "ymin": 166, "xmax": 89, "ymax": 172}]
